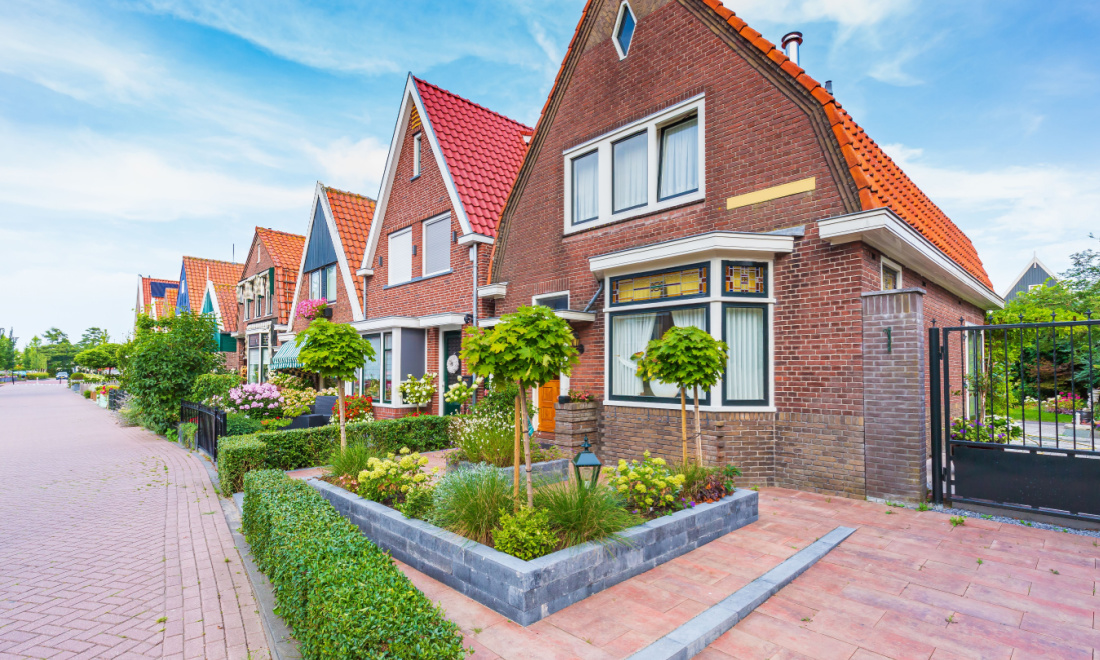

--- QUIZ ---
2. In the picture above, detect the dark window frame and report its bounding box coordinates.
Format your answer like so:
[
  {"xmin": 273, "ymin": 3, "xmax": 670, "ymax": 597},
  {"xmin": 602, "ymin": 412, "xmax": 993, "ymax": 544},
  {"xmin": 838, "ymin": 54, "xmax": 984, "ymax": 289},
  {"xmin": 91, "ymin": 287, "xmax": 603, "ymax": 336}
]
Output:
[
  {"xmin": 607, "ymin": 302, "xmax": 711, "ymax": 404},
  {"xmin": 721, "ymin": 302, "xmax": 769, "ymax": 407},
  {"xmin": 610, "ymin": 262, "xmax": 709, "ymax": 307},
  {"xmin": 657, "ymin": 114, "xmax": 700, "ymax": 202},
  {"xmin": 570, "ymin": 149, "xmax": 600, "ymax": 225},
  {"xmin": 611, "ymin": 130, "xmax": 648, "ymax": 214},
  {"xmin": 721, "ymin": 260, "xmax": 769, "ymax": 298}
]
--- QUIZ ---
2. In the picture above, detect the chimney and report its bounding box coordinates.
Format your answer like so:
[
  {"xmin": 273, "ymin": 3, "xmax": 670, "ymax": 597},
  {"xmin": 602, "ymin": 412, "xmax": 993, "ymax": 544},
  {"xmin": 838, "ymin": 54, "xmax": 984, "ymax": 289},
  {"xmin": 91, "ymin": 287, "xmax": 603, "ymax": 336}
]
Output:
[{"xmin": 781, "ymin": 31, "xmax": 803, "ymax": 67}]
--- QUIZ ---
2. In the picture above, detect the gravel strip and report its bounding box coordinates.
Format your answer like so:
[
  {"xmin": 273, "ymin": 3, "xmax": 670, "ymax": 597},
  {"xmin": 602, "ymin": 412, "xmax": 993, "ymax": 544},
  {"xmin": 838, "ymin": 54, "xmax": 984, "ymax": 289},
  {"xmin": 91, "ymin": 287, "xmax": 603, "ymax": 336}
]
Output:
[{"xmin": 934, "ymin": 506, "xmax": 1100, "ymax": 538}]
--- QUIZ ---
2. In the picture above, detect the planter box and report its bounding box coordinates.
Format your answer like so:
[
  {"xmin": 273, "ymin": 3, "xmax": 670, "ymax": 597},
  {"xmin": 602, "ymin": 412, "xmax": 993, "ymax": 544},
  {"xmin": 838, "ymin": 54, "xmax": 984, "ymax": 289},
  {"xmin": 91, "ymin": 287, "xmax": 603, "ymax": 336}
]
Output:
[
  {"xmin": 307, "ymin": 479, "xmax": 758, "ymax": 626},
  {"xmin": 553, "ymin": 401, "xmax": 600, "ymax": 452},
  {"xmin": 446, "ymin": 457, "xmax": 570, "ymax": 486}
]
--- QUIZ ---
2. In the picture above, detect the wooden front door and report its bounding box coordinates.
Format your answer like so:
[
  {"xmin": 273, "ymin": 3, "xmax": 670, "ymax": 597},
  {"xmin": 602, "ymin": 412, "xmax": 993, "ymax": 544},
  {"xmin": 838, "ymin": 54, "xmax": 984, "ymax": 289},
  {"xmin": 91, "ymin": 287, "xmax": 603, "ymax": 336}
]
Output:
[{"xmin": 537, "ymin": 380, "xmax": 559, "ymax": 433}]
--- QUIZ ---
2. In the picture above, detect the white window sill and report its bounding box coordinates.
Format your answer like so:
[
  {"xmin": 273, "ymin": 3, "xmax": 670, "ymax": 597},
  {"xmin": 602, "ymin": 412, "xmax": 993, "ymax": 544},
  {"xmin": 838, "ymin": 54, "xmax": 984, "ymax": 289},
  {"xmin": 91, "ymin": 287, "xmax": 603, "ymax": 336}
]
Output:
[
  {"xmin": 384, "ymin": 269, "xmax": 454, "ymax": 290},
  {"xmin": 603, "ymin": 400, "xmax": 776, "ymax": 414}
]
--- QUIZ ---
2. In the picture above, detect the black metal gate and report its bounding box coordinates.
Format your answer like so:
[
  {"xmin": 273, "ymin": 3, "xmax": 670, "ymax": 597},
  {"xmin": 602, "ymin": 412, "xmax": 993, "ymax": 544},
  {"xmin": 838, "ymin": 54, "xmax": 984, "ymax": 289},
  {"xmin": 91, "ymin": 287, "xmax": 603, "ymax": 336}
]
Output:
[
  {"xmin": 929, "ymin": 317, "xmax": 1100, "ymax": 522},
  {"xmin": 180, "ymin": 400, "xmax": 227, "ymax": 460}
]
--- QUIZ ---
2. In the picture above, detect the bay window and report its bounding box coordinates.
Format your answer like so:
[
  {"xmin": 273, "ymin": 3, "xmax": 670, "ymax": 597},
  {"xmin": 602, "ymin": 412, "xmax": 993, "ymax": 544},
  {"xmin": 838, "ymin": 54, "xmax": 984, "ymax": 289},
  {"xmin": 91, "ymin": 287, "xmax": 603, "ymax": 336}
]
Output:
[
  {"xmin": 610, "ymin": 305, "xmax": 707, "ymax": 401},
  {"xmin": 723, "ymin": 305, "xmax": 767, "ymax": 405},
  {"xmin": 382, "ymin": 333, "xmax": 393, "ymax": 404},
  {"xmin": 361, "ymin": 334, "xmax": 382, "ymax": 399},
  {"xmin": 564, "ymin": 95, "xmax": 704, "ymax": 232}
]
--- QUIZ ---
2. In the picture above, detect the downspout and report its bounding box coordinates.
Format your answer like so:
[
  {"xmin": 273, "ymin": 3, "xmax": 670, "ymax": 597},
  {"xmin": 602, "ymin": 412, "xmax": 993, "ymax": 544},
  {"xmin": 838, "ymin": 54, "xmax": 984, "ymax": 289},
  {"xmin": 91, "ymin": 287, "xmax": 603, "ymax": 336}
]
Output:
[{"xmin": 470, "ymin": 243, "xmax": 479, "ymax": 327}]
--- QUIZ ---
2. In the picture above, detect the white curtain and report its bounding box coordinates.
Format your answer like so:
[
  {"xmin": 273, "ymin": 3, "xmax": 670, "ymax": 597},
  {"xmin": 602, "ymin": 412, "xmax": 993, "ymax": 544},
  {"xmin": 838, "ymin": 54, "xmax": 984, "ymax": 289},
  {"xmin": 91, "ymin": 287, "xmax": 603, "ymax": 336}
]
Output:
[
  {"xmin": 613, "ymin": 133, "xmax": 647, "ymax": 212},
  {"xmin": 725, "ymin": 307, "xmax": 765, "ymax": 401},
  {"xmin": 612, "ymin": 313, "xmax": 656, "ymax": 396},
  {"xmin": 659, "ymin": 118, "xmax": 698, "ymax": 199},
  {"xmin": 646, "ymin": 307, "xmax": 708, "ymax": 398},
  {"xmin": 572, "ymin": 152, "xmax": 599, "ymax": 224}
]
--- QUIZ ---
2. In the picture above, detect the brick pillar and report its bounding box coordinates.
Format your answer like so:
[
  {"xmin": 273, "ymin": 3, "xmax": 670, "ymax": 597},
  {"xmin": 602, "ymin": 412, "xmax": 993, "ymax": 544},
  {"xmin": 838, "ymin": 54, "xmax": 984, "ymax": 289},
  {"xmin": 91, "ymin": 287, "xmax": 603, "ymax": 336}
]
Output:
[{"xmin": 862, "ymin": 288, "xmax": 927, "ymax": 503}]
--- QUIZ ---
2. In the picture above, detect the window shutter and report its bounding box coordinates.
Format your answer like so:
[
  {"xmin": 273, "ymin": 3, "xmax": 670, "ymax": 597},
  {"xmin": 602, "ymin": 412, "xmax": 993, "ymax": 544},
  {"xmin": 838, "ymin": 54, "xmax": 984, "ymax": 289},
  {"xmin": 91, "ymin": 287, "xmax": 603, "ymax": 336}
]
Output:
[
  {"xmin": 423, "ymin": 217, "xmax": 450, "ymax": 276},
  {"xmin": 388, "ymin": 230, "xmax": 413, "ymax": 285}
]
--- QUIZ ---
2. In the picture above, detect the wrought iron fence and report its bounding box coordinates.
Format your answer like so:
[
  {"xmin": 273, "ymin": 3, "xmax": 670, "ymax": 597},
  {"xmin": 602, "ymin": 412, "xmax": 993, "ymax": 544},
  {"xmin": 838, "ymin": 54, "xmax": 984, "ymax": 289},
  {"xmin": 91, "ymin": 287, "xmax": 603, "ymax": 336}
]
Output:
[
  {"xmin": 929, "ymin": 314, "xmax": 1100, "ymax": 521},
  {"xmin": 180, "ymin": 400, "xmax": 227, "ymax": 461}
]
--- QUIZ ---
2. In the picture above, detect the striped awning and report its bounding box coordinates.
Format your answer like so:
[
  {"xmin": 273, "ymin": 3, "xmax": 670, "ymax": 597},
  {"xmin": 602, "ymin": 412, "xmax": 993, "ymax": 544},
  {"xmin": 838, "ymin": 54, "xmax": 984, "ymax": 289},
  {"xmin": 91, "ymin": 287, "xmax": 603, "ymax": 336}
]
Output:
[{"xmin": 271, "ymin": 339, "xmax": 303, "ymax": 370}]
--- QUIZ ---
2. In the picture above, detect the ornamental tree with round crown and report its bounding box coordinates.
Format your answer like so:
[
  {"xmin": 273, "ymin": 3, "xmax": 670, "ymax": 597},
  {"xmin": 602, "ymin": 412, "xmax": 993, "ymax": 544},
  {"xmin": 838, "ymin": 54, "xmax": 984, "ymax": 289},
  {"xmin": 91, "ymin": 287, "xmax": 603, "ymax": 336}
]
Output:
[
  {"xmin": 296, "ymin": 319, "xmax": 376, "ymax": 451},
  {"xmin": 635, "ymin": 325, "xmax": 728, "ymax": 466},
  {"xmin": 461, "ymin": 305, "xmax": 579, "ymax": 507}
]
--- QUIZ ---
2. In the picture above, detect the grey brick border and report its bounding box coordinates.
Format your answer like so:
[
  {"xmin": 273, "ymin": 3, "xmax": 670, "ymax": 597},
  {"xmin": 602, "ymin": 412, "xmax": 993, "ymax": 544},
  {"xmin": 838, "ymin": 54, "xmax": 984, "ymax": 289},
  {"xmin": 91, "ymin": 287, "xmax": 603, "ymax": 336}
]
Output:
[
  {"xmin": 627, "ymin": 526, "xmax": 856, "ymax": 660},
  {"xmin": 307, "ymin": 478, "xmax": 758, "ymax": 625}
]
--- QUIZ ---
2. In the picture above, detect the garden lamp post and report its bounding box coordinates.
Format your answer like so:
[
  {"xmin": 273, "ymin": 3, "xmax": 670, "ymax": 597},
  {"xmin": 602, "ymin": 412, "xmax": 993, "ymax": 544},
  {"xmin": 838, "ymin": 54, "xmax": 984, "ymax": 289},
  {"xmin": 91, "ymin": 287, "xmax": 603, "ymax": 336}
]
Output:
[{"xmin": 572, "ymin": 436, "xmax": 602, "ymax": 488}]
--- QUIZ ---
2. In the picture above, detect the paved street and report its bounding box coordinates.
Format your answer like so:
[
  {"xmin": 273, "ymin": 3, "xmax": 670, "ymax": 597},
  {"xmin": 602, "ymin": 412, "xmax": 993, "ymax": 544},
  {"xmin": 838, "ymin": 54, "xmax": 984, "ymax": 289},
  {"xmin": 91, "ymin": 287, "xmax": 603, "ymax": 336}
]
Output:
[{"xmin": 0, "ymin": 383, "xmax": 269, "ymax": 659}]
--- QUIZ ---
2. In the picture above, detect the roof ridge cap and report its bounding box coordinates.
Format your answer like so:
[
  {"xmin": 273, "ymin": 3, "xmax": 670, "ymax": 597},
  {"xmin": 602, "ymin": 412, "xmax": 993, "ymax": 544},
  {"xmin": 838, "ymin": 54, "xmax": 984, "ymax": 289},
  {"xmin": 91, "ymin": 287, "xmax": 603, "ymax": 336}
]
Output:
[
  {"xmin": 413, "ymin": 76, "xmax": 534, "ymax": 132},
  {"xmin": 322, "ymin": 185, "xmax": 377, "ymax": 203}
]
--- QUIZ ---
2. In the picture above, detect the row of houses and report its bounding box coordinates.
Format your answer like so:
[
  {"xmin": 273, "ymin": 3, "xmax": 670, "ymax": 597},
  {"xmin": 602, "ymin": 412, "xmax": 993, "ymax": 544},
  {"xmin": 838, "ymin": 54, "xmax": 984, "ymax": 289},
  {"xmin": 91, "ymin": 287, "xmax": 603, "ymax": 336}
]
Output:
[{"xmin": 135, "ymin": 0, "xmax": 1007, "ymax": 501}]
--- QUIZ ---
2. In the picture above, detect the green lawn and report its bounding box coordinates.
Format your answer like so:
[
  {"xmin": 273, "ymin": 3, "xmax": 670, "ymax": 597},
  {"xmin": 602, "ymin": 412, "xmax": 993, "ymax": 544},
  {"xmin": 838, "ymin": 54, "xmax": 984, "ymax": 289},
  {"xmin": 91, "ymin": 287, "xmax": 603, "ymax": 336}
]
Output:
[{"xmin": 1007, "ymin": 407, "xmax": 1071, "ymax": 423}]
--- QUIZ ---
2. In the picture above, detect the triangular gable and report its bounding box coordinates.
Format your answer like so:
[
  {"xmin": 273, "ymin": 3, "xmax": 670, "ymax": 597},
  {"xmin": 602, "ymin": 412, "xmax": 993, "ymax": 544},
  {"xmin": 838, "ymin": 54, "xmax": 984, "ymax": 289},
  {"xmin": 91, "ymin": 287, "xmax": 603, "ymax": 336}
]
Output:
[
  {"xmin": 489, "ymin": 0, "xmax": 992, "ymax": 291},
  {"xmin": 176, "ymin": 262, "xmax": 191, "ymax": 313},
  {"xmin": 359, "ymin": 75, "xmax": 530, "ymax": 270},
  {"xmin": 1003, "ymin": 254, "xmax": 1059, "ymax": 300},
  {"xmin": 287, "ymin": 183, "xmax": 367, "ymax": 323},
  {"xmin": 303, "ymin": 204, "xmax": 339, "ymax": 272}
]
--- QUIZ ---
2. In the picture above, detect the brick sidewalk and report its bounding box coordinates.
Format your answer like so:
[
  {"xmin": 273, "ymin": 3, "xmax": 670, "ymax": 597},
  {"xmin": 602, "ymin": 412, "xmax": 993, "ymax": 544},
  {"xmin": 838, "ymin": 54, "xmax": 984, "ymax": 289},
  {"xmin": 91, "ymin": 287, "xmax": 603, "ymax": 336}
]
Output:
[
  {"xmin": 0, "ymin": 383, "xmax": 269, "ymax": 659},
  {"xmin": 387, "ymin": 485, "xmax": 1099, "ymax": 659}
]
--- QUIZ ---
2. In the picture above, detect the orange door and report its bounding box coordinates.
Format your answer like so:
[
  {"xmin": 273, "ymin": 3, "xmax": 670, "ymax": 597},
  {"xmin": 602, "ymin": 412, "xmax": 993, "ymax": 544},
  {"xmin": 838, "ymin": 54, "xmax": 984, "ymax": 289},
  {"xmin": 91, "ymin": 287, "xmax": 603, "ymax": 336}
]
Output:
[{"xmin": 538, "ymin": 380, "xmax": 559, "ymax": 433}]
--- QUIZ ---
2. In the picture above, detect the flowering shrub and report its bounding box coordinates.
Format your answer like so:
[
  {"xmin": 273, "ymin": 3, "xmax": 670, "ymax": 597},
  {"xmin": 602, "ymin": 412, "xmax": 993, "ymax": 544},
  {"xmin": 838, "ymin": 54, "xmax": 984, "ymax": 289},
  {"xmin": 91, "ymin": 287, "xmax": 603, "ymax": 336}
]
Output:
[
  {"xmin": 449, "ymin": 410, "xmax": 513, "ymax": 467},
  {"xmin": 568, "ymin": 389, "xmax": 596, "ymax": 403},
  {"xmin": 1040, "ymin": 392, "xmax": 1086, "ymax": 414},
  {"xmin": 317, "ymin": 386, "xmax": 339, "ymax": 396},
  {"xmin": 949, "ymin": 416, "xmax": 1022, "ymax": 443},
  {"xmin": 95, "ymin": 384, "xmax": 119, "ymax": 397},
  {"xmin": 356, "ymin": 448, "xmax": 437, "ymax": 508},
  {"xmin": 443, "ymin": 377, "xmax": 482, "ymax": 405},
  {"xmin": 399, "ymin": 373, "xmax": 436, "ymax": 410},
  {"xmin": 213, "ymin": 383, "xmax": 285, "ymax": 420},
  {"xmin": 296, "ymin": 298, "xmax": 327, "ymax": 321},
  {"xmin": 279, "ymin": 387, "xmax": 316, "ymax": 416},
  {"xmin": 610, "ymin": 451, "xmax": 685, "ymax": 513},
  {"xmin": 492, "ymin": 507, "xmax": 557, "ymax": 561},
  {"xmin": 269, "ymin": 372, "xmax": 308, "ymax": 390},
  {"xmin": 332, "ymin": 395, "xmax": 374, "ymax": 423}
]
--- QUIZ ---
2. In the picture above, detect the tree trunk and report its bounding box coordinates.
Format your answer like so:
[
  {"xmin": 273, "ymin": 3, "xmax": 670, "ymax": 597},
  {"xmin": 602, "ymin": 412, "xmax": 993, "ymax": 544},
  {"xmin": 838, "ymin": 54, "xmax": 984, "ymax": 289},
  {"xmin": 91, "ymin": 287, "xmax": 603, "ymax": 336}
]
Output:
[
  {"xmin": 680, "ymin": 387, "xmax": 688, "ymax": 466},
  {"xmin": 518, "ymin": 384, "xmax": 534, "ymax": 509},
  {"xmin": 338, "ymin": 379, "xmax": 347, "ymax": 452},
  {"xmin": 513, "ymin": 392, "xmax": 521, "ymax": 508},
  {"xmin": 693, "ymin": 384, "xmax": 703, "ymax": 465}
]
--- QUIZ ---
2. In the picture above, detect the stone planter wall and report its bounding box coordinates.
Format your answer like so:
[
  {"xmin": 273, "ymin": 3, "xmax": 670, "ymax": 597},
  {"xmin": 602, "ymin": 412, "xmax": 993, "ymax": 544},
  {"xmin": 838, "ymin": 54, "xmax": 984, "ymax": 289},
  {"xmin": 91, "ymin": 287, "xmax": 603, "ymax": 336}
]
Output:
[
  {"xmin": 446, "ymin": 458, "xmax": 570, "ymax": 486},
  {"xmin": 553, "ymin": 401, "xmax": 599, "ymax": 453},
  {"xmin": 307, "ymin": 479, "xmax": 758, "ymax": 625}
]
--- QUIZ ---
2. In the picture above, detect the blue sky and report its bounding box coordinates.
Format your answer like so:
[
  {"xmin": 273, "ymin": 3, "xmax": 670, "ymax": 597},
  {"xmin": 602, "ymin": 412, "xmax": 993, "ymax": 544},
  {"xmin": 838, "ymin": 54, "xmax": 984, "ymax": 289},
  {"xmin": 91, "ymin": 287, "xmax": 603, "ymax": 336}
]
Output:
[{"xmin": 1, "ymin": 0, "xmax": 1098, "ymax": 347}]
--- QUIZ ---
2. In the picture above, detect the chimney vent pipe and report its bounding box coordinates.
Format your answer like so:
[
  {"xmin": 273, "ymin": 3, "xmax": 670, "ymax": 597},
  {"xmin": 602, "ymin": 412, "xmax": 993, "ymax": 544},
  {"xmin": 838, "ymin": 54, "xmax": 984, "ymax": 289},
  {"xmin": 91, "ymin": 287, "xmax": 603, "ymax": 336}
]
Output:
[
  {"xmin": 825, "ymin": 80, "xmax": 833, "ymax": 95},
  {"xmin": 781, "ymin": 31, "xmax": 803, "ymax": 67}
]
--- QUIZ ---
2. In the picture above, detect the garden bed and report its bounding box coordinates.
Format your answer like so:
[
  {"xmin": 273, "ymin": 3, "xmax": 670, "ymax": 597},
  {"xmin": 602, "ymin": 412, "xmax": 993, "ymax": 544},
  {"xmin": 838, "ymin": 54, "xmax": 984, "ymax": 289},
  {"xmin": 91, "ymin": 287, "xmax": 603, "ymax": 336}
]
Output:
[
  {"xmin": 445, "ymin": 457, "xmax": 571, "ymax": 486},
  {"xmin": 307, "ymin": 477, "xmax": 758, "ymax": 626}
]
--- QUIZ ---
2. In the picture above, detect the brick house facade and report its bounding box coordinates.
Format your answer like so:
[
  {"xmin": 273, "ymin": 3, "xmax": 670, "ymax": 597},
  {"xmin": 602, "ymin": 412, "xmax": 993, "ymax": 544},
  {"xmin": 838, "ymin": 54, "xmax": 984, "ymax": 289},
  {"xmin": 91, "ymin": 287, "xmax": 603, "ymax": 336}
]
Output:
[
  {"xmin": 350, "ymin": 76, "xmax": 530, "ymax": 419},
  {"xmin": 234, "ymin": 227, "xmax": 305, "ymax": 383},
  {"xmin": 176, "ymin": 256, "xmax": 244, "ymax": 372},
  {"xmin": 486, "ymin": 0, "xmax": 1001, "ymax": 499}
]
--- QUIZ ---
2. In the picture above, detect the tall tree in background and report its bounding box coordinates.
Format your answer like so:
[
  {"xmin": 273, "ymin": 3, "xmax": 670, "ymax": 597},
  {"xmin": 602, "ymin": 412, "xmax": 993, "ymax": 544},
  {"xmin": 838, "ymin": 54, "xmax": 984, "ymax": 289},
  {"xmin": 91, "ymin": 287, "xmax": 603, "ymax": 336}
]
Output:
[
  {"xmin": 43, "ymin": 328, "xmax": 68, "ymax": 345},
  {"xmin": 0, "ymin": 333, "xmax": 15, "ymax": 370},
  {"xmin": 21, "ymin": 337, "xmax": 47, "ymax": 371},
  {"xmin": 79, "ymin": 327, "xmax": 110, "ymax": 349}
]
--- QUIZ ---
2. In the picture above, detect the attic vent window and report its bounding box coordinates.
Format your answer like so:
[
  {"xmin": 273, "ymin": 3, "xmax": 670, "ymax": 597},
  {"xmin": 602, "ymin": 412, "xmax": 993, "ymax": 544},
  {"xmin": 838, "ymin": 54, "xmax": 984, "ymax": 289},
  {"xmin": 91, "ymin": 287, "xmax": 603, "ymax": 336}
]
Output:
[{"xmin": 614, "ymin": 2, "xmax": 636, "ymax": 59}]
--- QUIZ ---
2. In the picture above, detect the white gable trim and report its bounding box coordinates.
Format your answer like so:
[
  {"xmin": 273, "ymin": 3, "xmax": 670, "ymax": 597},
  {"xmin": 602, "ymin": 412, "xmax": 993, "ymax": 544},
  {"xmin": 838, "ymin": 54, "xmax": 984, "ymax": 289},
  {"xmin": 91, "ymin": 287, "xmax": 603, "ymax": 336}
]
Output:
[
  {"xmin": 202, "ymin": 279, "xmax": 225, "ymax": 331},
  {"xmin": 1003, "ymin": 253, "xmax": 1058, "ymax": 298},
  {"xmin": 361, "ymin": 74, "xmax": 481, "ymax": 273},
  {"xmin": 317, "ymin": 187, "xmax": 365, "ymax": 322},
  {"xmin": 287, "ymin": 183, "xmax": 365, "ymax": 324}
]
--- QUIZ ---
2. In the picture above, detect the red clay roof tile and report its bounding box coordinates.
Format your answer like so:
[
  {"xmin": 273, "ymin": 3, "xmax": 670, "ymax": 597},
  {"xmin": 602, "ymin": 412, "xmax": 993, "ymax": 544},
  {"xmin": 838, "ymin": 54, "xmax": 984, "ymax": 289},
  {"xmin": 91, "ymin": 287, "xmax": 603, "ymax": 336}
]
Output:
[
  {"xmin": 413, "ymin": 78, "xmax": 532, "ymax": 238},
  {"xmin": 253, "ymin": 227, "xmax": 306, "ymax": 326},
  {"xmin": 181, "ymin": 257, "xmax": 244, "ymax": 328},
  {"xmin": 323, "ymin": 186, "xmax": 376, "ymax": 304}
]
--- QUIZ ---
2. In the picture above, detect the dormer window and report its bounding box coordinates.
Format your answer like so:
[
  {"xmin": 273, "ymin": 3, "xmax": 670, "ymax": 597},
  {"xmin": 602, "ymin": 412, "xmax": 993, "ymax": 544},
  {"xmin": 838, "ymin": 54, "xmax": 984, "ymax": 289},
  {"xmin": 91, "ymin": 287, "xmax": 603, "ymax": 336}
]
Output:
[{"xmin": 614, "ymin": 2, "xmax": 636, "ymax": 59}]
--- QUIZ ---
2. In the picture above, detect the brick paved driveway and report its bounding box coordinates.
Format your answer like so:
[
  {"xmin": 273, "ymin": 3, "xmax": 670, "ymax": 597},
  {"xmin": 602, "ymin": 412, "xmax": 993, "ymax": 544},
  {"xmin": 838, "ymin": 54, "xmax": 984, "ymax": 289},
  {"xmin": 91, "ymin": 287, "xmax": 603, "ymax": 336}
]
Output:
[{"xmin": 0, "ymin": 383, "xmax": 269, "ymax": 659}]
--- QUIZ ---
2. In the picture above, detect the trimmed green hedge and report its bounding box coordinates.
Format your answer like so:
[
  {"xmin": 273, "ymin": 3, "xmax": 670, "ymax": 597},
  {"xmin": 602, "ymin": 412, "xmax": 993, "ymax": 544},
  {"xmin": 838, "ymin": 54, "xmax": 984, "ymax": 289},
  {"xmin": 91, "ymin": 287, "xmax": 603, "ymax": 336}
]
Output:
[
  {"xmin": 218, "ymin": 436, "xmax": 267, "ymax": 495},
  {"xmin": 242, "ymin": 470, "xmax": 466, "ymax": 659},
  {"xmin": 226, "ymin": 412, "xmax": 264, "ymax": 437},
  {"xmin": 217, "ymin": 415, "xmax": 452, "ymax": 472}
]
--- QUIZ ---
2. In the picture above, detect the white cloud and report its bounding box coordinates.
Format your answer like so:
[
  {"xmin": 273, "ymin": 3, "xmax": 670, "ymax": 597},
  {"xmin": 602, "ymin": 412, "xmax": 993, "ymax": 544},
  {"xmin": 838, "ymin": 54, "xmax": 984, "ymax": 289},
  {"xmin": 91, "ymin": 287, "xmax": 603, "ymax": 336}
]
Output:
[
  {"xmin": 0, "ymin": 125, "xmax": 309, "ymax": 222},
  {"xmin": 882, "ymin": 143, "xmax": 1100, "ymax": 294},
  {"xmin": 732, "ymin": 0, "xmax": 911, "ymax": 30},
  {"xmin": 301, "ymin": 136, "xmax": 389, "ymax": 196}
]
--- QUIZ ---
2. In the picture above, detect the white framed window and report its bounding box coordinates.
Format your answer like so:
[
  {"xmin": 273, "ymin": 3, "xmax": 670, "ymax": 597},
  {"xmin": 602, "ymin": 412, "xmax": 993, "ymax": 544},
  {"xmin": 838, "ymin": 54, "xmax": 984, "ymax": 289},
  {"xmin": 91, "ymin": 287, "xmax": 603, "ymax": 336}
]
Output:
[
  {"xmin": 413, "ymin": 132, "xmax": 422, "ymax": 178},
  {"xmin": 612, "ymin": 1, "xmax": 636, "ymax": 60},
  {"xmin": 256, "ymin": 293, "xmax": 264, "ymax": 317},
  {"xmin": 533, "ymin": 291, "xmax": 569, "ymax": 311},
  {"xmin": 267, "ymin": 290, "xmax": 273, "ymax": 315},
  {"xmin": 310, "ymin": 269, "xmax": 322, "ymax": 299},
  {"xmin": 564, "ymin": 95, "xmax": 705, "ymax": 234},
  {"xmin": 325, "ymin": 264, "xmax": 337, "ymax": 302},
  {"xmin": 422, "ymin": 214, "xmax": 451, "ymax": 277},
  {"xmin": 388, "ymin": 228, "xmax": 413, "ymax": 285},
  {"xmin": 881, "ymin": 257, "xmax": 902, "ymax": 291}
]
